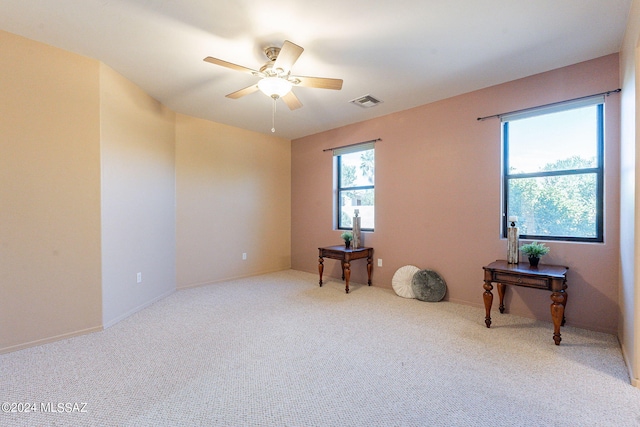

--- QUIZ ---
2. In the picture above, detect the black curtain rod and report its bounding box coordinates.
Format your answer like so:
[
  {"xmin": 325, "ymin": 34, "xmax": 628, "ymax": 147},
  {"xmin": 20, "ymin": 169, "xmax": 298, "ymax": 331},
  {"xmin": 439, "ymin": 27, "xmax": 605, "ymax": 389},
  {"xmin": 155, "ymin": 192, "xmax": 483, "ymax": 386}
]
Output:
[
  {"xmin": 322, "ymin": 138, "xmax": 382, "ymax": 152},
  {"xmin": 476, "ymin": 88, "xmax": 621, "ymax": 121}
]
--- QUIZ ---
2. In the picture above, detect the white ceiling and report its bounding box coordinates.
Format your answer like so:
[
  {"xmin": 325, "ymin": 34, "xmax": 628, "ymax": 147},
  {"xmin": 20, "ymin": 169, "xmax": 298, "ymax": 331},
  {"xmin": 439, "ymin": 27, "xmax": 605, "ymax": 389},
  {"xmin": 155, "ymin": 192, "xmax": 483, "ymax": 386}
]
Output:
[{"xmin": 0, "ymin": 0, "xmax": 632, "ymax": 140}]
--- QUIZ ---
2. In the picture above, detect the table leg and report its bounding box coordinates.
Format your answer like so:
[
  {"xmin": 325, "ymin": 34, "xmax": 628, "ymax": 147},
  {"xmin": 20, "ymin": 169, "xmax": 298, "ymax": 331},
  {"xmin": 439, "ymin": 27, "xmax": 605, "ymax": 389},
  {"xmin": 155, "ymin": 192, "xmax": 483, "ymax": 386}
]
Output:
[
  {"xmin": 561, "ymin": 291, "xmax": 568, "ymax": 326},
  {"xmin": 366, "ymin": 256, "xmax": 372, "ymax": 286},
  {"xmin": 318, "ymin": 257, "xmax": 324, "ymax": 287},
  {"xmin": 483, "ymin": 281, "xmax": 493, "ymax": 328},
  {"xmin": 550, "ymin": 291, "xmax": 566, "ymax": 345},
  {"xmin": 344, "ymin": 261, "xmax": 351, "ymax": 294},
  {"xmin": 341, "ymin": 262, "xmax": 345, "ymax": 280},
  {"xmin": 497, "ymin": 283, "xmax": 506, "ymax": 313}
]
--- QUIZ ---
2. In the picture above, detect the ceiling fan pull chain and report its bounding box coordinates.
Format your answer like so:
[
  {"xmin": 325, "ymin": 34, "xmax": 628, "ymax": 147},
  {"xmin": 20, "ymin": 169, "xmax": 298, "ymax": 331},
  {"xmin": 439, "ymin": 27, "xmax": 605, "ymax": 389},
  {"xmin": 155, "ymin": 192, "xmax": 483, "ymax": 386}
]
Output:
[{"xmin": 271, "ymin": 96, "xmax": 277, "ymax": 132}]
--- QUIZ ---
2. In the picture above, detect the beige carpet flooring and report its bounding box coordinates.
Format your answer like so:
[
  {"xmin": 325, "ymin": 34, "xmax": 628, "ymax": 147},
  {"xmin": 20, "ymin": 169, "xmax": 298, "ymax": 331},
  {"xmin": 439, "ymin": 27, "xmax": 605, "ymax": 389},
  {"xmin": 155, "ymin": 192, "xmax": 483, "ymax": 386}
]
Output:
[{"xmin": 2, "ymin": 269, "xmax": 640, "ymax": 426}]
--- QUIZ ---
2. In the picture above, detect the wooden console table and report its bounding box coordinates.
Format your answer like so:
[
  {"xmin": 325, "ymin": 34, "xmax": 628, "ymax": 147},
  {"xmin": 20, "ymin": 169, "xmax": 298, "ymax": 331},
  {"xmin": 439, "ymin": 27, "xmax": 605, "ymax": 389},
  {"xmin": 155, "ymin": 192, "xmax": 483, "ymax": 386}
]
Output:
[
  {"xmin": 318, "ymin": 246, "xmax": 373, "ymax": 293},
  {"xmin": 482, "ymin": 260, "xmax": 569, "ymax": 345}
]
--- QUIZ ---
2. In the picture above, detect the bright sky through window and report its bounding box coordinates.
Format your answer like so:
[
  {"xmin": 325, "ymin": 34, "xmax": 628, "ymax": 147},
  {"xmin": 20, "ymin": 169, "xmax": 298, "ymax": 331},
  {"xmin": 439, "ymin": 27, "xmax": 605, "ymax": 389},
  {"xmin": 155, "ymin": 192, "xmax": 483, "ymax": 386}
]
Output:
[{"xmin": 508, "ymin": 106, "xmax": 598, "ymax": 173}]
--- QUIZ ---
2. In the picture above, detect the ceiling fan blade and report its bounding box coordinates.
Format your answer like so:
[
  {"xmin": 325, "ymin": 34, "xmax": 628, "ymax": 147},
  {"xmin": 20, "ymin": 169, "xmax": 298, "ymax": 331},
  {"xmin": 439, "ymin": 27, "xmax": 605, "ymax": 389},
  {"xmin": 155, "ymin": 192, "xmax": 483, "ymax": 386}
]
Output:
[
  {"xmin": 282, "ymin": 91, "xmax": 303, "ymax": 110},
  {"xmin": 204, "ymin": 56, "xmax": 259, "ymax": 75},
  {"xmin": 273, "ymin": 40, "xmax": 304, "ymax": 74},
  {"xmin": 293, "ymin": 75, "xmax": 343, "ymax": 90},
  {"xmin": 226, "ymin": 84, "xmax": 259, "ymax": 99}
]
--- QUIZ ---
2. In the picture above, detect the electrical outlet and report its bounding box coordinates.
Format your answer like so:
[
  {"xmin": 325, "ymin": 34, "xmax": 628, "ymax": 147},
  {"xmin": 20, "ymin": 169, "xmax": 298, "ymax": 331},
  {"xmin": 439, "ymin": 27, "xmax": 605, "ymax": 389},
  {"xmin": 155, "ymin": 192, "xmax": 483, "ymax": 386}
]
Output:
[
  {"xmin": 378, "ymin": 259, "xmax": 382, "ymax": 267},
  {"xmin": 242, "ymin": 253, "xmax": 247, "ymax": 260},
  {"xmin": 136, "ymin": 272, "xmax": 142, "ymax": 283}
]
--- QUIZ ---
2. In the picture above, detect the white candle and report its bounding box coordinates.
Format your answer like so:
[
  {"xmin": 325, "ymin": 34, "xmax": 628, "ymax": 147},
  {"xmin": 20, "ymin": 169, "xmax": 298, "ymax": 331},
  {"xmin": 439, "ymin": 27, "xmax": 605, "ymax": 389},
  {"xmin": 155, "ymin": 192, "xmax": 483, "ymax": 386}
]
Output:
[{"xmin": 508, "ymin": 216, "xmax": 518, "ymax": 222}]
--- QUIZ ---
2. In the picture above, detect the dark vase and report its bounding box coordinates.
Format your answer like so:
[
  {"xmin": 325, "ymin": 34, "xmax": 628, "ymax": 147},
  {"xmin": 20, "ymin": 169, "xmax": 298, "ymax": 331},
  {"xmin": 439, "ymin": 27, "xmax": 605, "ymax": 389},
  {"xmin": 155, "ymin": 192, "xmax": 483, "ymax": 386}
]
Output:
[
  {"xmin": 345, "ymin": 241, "xmax": 351, "ymax": 249},
  {"xmin": 528, "ymin": 256, "xmax": 540, "ymax": 267}
]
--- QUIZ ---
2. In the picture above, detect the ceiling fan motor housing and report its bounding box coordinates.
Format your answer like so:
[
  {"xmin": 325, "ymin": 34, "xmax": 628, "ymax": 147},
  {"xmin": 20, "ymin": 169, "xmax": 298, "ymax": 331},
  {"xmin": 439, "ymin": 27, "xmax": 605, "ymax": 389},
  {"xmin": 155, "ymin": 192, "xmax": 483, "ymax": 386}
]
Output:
[{"xmin": 264, "ymin": 46, "xmax": 280, "ymax": 62}]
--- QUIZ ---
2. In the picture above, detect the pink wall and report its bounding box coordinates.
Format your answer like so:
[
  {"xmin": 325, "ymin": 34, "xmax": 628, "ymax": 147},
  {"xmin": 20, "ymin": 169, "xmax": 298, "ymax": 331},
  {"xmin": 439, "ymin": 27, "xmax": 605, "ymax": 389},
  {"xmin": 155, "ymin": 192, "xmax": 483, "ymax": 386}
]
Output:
[{"xmin": 292, "ymin": 54, "xmax": 621, "ymax": 334}]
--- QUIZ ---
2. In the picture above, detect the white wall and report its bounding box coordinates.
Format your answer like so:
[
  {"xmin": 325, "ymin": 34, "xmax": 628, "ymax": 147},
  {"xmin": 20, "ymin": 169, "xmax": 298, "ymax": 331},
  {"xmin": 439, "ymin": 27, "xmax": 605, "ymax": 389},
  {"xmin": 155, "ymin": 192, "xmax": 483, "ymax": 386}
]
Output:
[
  {"xmin": 175, "ymin": 114, "xmax": 291, "ymax": 288},
  {"xmin": 100, "ymin": 64, "xmax": 177, "ymax": 327},
  {"xmin": 0, "ymin": 29, "xmax": 292, "ymax": 353},
  {"xmin": 619, "ymin": 0, "xmax": 640, "ymax": 387}
]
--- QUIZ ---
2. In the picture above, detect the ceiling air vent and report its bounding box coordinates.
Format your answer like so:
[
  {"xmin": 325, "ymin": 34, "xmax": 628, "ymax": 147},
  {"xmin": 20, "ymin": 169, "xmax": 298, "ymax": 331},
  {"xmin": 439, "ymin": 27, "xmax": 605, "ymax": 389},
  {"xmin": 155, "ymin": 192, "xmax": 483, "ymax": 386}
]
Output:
[{"xmin": 350, "ymin": 94, "xmax": 383, "ymax": 108}]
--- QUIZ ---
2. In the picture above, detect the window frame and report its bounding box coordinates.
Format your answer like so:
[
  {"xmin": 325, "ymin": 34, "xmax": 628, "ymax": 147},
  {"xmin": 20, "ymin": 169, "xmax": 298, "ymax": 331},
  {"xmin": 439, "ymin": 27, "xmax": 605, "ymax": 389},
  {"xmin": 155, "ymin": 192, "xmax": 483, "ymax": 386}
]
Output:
[
  {"xmin": 335, "ymin": 146, "xmax": 375, "ymax": 231},
  {"xmin": 502, "ymin": 101, "xmax": 604, "ymax": 243}
]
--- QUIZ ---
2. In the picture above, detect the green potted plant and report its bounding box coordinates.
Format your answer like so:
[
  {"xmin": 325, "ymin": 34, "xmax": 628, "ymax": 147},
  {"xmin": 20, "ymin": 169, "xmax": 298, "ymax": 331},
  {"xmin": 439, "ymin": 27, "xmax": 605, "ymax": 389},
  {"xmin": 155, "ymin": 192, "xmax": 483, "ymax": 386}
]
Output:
[
  {"xmin": 520, "ymin": 241, "xmax": 550, "ymax": 267},
  {"xmin": 341, "ymin": 231, "xmax": 353, "ymax": 249}
]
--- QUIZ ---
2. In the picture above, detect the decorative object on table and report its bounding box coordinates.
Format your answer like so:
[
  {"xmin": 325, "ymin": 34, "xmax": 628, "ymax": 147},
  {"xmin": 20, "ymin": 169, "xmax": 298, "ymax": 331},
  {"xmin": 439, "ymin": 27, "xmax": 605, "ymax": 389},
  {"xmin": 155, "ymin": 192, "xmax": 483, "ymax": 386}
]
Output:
[
  {"xmin": 391, "ymin": 265, "xmax": 420, "ymax": 299},
  {"xmin": 411, "ymin": 269, "xmax": 447, "ymax": 302},
  {"xmin": 340, "ymin": 231, "xmax": 353, "ymax": 249},
  {"xmin": 352, "ymin": 209, "xmax": 361, "ymax": 249},
  {"xmin": 507, "ymin": 216, "xmax": 519, "ymax": 264},
  {"xmin": 520, "ymin": 241, "xmax": 550, "ymax": 267}
]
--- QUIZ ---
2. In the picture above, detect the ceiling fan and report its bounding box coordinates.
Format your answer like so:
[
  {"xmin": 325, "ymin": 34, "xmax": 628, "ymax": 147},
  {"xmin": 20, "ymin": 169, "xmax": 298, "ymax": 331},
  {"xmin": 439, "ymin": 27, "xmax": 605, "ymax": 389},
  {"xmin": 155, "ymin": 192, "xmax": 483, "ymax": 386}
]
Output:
[{"xmin": 203, "ymin": 40, "xmax": 343, "ymax": 112}]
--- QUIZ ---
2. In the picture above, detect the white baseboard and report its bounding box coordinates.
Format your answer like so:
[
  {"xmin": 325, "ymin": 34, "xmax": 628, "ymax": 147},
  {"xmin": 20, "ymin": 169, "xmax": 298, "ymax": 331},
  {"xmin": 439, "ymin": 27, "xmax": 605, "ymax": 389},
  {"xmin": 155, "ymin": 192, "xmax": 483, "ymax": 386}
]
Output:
[
  {"xmin": 177, "ymin": 267, "xmax": 292, "ymax": 290},
  {"xmin": 620, "ymin": 340, "xmax": 640, "ymax": 388},
  {"xmin": 2, "ymin": 289, "xmax": 177, "ymax": 354},
  {"xmin": 103, "ymin": 288, "xmax": 175, "ymax": 329},
  {"xmin": 0, "ymin": 325, "xmax": 103, "ymax": 355}
]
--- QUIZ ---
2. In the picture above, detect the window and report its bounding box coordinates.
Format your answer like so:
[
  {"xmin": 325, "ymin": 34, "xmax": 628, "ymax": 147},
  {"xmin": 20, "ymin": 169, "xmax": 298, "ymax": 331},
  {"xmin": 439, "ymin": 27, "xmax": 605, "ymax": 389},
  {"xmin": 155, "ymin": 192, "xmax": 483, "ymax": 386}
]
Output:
[
  {"xmin": 335, "ymin": 144, "xmax": 375, "ymax": 230},
  {"xmin": 502, "ymin": 96, "xmax": 604, "ymax": 242}
]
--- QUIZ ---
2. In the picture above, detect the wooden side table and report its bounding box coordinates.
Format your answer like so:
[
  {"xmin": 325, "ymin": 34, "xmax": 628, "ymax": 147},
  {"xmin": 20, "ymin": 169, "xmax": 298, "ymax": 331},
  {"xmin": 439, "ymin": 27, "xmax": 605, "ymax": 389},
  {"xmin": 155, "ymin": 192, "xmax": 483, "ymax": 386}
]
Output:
[
  {"xmin": 482, "ymin": 260, "xmax": 569, "ymax": 345},
  {"xmin": 318, "ymin": 246, "xmax": 373, "ymax": 293}
]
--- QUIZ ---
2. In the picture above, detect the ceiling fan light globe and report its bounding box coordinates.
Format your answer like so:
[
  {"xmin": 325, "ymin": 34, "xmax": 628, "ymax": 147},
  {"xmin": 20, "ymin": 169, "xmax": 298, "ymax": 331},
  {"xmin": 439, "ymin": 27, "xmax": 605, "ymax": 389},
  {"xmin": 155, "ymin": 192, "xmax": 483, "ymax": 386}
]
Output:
[{"xmin": 258, "ymin": 77, "xmax": 292, "ymax": 98}]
